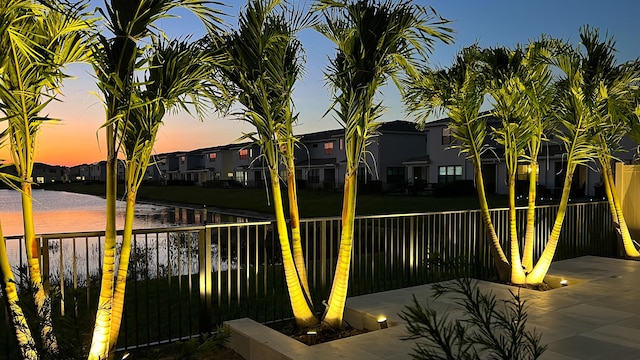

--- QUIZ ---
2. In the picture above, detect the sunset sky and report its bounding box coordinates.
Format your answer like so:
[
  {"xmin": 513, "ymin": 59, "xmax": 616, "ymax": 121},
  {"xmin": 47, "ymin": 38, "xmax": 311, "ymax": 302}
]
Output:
[{"xmin": 2, "ymin": 0, "xmax": 639, "ymax": 167}]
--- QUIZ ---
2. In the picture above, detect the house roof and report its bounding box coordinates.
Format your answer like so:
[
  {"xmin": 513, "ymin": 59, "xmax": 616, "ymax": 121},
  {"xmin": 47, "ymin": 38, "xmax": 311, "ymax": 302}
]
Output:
[
  {"xmin": 297, "ymin": 129, "xmax": 344, "ymax": 142},
  {"xmin": 378, "ymin": 120, "xmax": 424, "ymax": 133}
]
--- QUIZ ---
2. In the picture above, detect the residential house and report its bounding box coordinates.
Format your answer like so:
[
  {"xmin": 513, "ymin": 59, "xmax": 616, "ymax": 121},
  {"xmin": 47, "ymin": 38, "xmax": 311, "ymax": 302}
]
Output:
[
  {"xmin": 417, "ymin": 116, "xmax": 639, "ymax": 198},
  {"xmin": 294, "ymin": 120, "xmax": 430, "ymax": 191},
  {"xmin": 87, "ymin": 116, "xmax": 636, "ymax": 197},
  {"xmin": 69, "ymin": 164, "xmax": 90, "ymax": 182},
  {"xmin": 295, "ymin": 129, "xmax": 344, "ymax": 190}
]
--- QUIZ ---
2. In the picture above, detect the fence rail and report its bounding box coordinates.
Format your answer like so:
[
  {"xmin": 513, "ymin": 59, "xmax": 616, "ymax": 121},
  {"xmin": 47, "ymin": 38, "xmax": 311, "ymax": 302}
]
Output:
[{"xmin": 1, "ymin": 202, "xmax": 616, "ymax": 358}]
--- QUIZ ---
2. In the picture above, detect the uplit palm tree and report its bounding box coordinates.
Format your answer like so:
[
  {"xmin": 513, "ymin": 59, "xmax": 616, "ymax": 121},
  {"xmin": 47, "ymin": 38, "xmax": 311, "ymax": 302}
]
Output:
[
  {"xmin": 575, "ymin": 27, "xmax": 640, "ymax": 258},
  {"xmin": 105, "ymin": 38, "xmax": 225, "ymax": 350},
  {"xmin": 0, "ymin": 0, "xmax": 94, "ymax": 355},
  {"xmin": 214, "ymin": 0, "xmax": 317, "ymax": 327},
  {"xmin": 314, "ymin": 0, "xmax": 453, "ymax": 328},
  {"xmin": 88, "ymin": 1, "xmax": 223, "ymax": 358},
  {"xmin": 525, "ymin": 31, "xmax": 603, "ymax": 283},
  {"xmin": 481, "ymin": 41, "xmax": 556, "ymax": 283},
  {"xmin": 404, "ymin": 46, "xmax": 512, "ymax": 282},
  {"xmin": 0, "ymin": 155, "xmax": 37, "ymax": 359}
]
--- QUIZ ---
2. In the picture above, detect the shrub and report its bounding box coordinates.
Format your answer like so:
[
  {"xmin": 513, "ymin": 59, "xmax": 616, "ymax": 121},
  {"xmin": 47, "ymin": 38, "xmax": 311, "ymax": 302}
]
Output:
[{"xmin": 399, "ymin": 278, "xmax": 546, "ymax": 360}]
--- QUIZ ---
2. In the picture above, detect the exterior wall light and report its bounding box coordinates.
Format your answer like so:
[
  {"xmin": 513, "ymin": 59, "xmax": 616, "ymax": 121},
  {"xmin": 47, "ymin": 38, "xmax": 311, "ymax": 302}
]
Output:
[{"xmin": 560, "ymin": 279, "xmax": 568, "ymax": 286}]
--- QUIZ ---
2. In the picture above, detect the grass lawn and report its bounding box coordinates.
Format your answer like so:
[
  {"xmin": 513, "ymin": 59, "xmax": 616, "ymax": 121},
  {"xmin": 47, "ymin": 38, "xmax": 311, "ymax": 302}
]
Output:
[{"xmin": 41, "ymin": 182, "xmax": 517, "ymax": 218}]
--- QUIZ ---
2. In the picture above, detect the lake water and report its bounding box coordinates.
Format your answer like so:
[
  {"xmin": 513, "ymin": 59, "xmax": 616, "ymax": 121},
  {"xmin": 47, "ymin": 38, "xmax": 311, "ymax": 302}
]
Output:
[
  {"xmin": 1, "ymin": 190, "xmax": 257, "ymax": 284},
  {"xmin": 0, "ymin": 189, "xmax": 250, "ymax": 237}
]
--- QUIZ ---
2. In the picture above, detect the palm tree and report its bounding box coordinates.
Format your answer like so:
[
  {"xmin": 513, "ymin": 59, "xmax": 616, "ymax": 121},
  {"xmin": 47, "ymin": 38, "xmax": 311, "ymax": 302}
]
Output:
[
  {"xmin": 214, "ymin": 0, "xmax": 318, "ymax": 328},
  {"xmin": 105, "ymin": 38, "xmax": 224, "ymax": 351},
  {"xmin": 481, "ymin": 41, "xmax": 556, "ymax": 283},
  {"xmin": 525, "ymin": 31, "xmax": 603, "ymax": 283},
  {"xmin": 0, "ymin": 164, "xmax": 37, "ymax": 359},
  {"xmin": 314, "ymin": 0, "xmax": 453, "ymax": 328},
  {"xmin": 0, "ymin": 0, "xmax": 94, "ymax": 355},
  {"xmin": 404, "ymin": 46, "xmax": 512, "ymax": 282},
  {"xmin": 575, "ymin": 27, "xmax": 640, "ymax": 258},
  {"xmin": 88, "ymin": 1, "xmax": 223, "ymax": 358}
]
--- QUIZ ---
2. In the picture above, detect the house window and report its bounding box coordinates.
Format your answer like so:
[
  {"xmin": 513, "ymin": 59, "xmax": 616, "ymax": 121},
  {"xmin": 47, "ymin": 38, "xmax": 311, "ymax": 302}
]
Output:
[
  {"xmin": 442, "ymin": 127, "xmax": 452, "ymax": 145},
  {"xmin": 324, "ymin": 142, "xmax": 334, "ymax": 155},
  {"xmin": 209, "ymin": 152, "xmax": 217, "ymax": 161},
  {"xmin": 438, "ymin": 165, "xmax": 462, "ymax": 184},
  {"xmin": 339, "ymin": 138, "xmax": 344, "ymax": 150},
  {"xmin": 239, "ymin": 149, "xmax": 249, "ymax": 160},
  {"xmin": 387, "ymin": 167, "xmax": 405, "ymax": 185}
]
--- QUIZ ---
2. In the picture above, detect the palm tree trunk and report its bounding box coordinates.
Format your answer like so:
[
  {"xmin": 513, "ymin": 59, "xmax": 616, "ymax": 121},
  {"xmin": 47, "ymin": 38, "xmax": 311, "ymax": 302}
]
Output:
[
  {"xmin": 521, "ymin": 161, "xmax": 538, "ymax": 271},
  {"xmin": 472, "ymin": 157, "xmax": 510, "ymax": 282},
  {"xmin": 602, "ymin": 162, "xmax": 640, "ymax": 258},
  {"xmin": 323, "ymin": 170, "xmax": 357, "ymax": 329},
  {"xmin": 508, "ymin": 176, "xmax": 526, "ymax": 284},
  {"xmin": 286, "ymin": 157, "xmax": 312, "ymax": 303},
  {"xmin": 0, "ymin": 221, "xmax": 39, "ymax": 360},
  {"xmin": 88, "ymin": 127, "xmax": 118, "ymax": 360},
  {"xmin": 270, "ymin": 169, "xmax": 317, "ymax": 328},
  {"xmin": 527, "ymin": 167, "xmax": 574, "ymax": 284},
  {"xmin": 601, "ymin": 163, "xmax": 619, "ymax": 224},
  {"xmin": 107, "ymin": 190, "xmax": 137, "ymax": 353},
  {"xmin": 21, "ymin": 182, "xmax": 58, "ymax": 355}
]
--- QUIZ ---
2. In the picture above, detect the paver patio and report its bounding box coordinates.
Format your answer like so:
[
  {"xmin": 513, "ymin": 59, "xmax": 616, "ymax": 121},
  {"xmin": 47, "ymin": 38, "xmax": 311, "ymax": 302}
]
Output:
[{"xmin": 227, "ymin": 256, "xmax": 640, "ymax": 359}]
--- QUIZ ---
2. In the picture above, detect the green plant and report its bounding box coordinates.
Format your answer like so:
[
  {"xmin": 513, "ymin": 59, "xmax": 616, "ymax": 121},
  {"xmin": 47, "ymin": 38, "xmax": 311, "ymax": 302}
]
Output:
[
  {"xmin": 197, "ymin": 326, "xmax": 231, "ymax": 353},
  {"xmin": 400, "ymin": 278, "xmax": 546, "ymax": 360}
]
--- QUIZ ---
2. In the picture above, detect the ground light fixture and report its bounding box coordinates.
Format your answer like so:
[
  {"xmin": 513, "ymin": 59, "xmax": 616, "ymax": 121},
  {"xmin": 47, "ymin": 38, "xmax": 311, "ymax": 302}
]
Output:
[
  {"xmin": 306, "ymin": 330, "xmax": 318, "ymax": 345},
  {"xmin": 560, "ymin": 279, "xmax": 568, "ymax": 286},
  {"xmin": 378, "ymin": 317, "xmax": 388, "ymax": 329}
]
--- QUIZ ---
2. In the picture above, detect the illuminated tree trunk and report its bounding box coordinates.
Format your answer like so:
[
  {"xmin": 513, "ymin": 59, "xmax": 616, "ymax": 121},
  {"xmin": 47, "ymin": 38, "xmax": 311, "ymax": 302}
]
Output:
[
  {"xmin": 286, "ymin": 155, "xmax": 311, "ymax": 302},
  {"xmin": 108, "ymin": 190, "xmax": 137, "ymax": 352},
  {"xmin": 323, "ymin": 170, "xmax": 357, "ymax": 328},
  {"xmin": 88, "ymin": 126, "xmax": 118, "ymax": 360},
  {"xmin": 521, "ymin": 161, "xmax": 538, "ymax": 272},
  {"xmin": 0, "ymin": 221, "xmax": 39, "ymax": 360},
  {"xmin": 472, "ymin": 155, "xmax": 511, "ymax": 282},
  {"xmin": 21, "ymin": 181, "xmax": 58, "ymax": 355},
  {"xmin": 602, "ymin": 161, "xmax": 640, "ymax": 258},
  {"xmin": 270, "ymin": 169, "xmax": 317, "ymax": 328},
  {"xmin": 527, "ymin": 167, "xmax": 574, "ymax": 284},
  {"xmin": 508, "ymin": 176, "xmax": 526, "ymax": 284}
]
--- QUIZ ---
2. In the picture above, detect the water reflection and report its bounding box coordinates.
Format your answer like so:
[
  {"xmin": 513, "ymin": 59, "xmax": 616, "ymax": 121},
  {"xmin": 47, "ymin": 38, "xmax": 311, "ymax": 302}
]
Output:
[
  {"xmin": 1, "ymin": 189, "xmax": 262, "ymax": 286},
  {"xmin": 0, "ymin": 189, "xmax": 250, "ymax": 236}
]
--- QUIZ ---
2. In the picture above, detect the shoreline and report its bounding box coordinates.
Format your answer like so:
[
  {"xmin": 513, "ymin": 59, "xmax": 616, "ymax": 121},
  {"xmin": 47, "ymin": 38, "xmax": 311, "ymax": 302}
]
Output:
[
  {"xmin": 46, "ymin": 187, "xmax": 276, "ymax": 221},
  {"xmin": 134, "ymin": 197, "xmax": 275, "ymax": 221}
]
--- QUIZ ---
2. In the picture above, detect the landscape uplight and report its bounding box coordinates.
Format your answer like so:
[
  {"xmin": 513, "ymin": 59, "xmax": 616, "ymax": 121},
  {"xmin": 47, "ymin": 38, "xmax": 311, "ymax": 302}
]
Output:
[
  {"xmin": 378, "ymin": 317, "xmax": 388, "ymax": 329},
  {"xmin": 560, "ymin": 279, "xmax": 568, "ymax": 286},
  {"xmin": 306, "ymin": 330, "xmax": 318, "ymax": 345}
]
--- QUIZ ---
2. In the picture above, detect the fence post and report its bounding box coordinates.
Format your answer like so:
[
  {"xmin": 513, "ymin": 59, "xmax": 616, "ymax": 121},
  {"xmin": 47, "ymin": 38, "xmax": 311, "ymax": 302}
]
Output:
[
  {"xmin": 198, "ymin": 227, "xmax": 212, "ymax": 335},
  {"xmin": 41, "ymin": 237, "xmax": 50, "ymax": 295},
  {"xmin": 409, "ymin": 217, "xmax": 415, "ymax": 283},
  {"xmin": 320, "ymin": 220, "xmax": 327, "ymax": 288}
]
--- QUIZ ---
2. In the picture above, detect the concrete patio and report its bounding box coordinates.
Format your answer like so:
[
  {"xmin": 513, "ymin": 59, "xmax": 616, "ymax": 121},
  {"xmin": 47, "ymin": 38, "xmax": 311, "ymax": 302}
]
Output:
[{"xmin": 227, "ymin": 256, "xmax": 640, "ymax": 359}]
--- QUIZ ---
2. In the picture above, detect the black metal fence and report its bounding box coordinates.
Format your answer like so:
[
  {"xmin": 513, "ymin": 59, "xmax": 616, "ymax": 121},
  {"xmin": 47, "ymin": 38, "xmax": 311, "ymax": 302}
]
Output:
[{"xmin": 0, "ymin": 202, "xmax": 616, "ymax": 358}]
